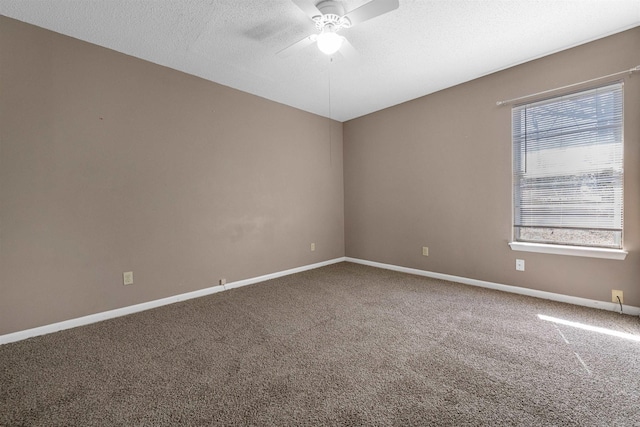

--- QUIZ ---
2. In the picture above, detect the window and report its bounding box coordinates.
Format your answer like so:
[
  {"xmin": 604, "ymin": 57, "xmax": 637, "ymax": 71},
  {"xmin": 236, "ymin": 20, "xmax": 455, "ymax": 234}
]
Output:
[{"xmin": 512, "ymin": 83, "xmax": 624, "ymax": 253}]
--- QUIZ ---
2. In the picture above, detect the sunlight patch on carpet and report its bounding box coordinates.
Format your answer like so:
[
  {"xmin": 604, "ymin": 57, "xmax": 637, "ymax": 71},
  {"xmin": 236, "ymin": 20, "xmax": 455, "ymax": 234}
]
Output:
[{"xmin": 538, "ymin": 314, "xmax": 640, "ymax": 342}]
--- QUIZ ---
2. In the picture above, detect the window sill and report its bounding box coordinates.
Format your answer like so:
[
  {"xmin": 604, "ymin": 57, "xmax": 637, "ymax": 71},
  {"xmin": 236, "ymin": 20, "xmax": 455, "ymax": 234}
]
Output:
[{"xmin": 509, "ymin": 242, "xmax": 627, "ymax": 260}]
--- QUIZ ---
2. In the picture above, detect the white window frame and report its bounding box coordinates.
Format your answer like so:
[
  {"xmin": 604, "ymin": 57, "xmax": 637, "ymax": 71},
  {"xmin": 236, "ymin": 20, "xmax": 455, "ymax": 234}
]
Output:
[{"xmin": 509, "ymin": 83, "xmax": 627, "ymax": 260}]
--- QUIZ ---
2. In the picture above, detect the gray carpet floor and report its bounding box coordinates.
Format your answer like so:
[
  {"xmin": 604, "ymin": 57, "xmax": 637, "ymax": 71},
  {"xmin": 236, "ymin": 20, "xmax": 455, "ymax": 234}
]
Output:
[{"xmin": 1, "ymin": 262, "xmax": 639, "ymax": 426}]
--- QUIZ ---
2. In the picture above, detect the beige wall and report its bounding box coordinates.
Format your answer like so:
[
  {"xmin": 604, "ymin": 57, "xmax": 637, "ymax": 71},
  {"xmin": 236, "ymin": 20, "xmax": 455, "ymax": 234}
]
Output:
[
  {"xmin": 2, "ymin": 17, "xmax": 639, "ymax": 337},
  {"xmin": 345, "ymin": 27, "xmax": 640, "ymax": 307},
  {"xmin": 0, "ymin": 17, "xmax": 345, "ymax": 335}
]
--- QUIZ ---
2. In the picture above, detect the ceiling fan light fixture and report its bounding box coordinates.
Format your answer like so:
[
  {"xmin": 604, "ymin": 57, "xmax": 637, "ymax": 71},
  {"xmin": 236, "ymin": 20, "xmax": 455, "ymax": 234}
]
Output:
[{"xmin": 316, "ymin": 27, "xmax": 344, "ymax": 55}]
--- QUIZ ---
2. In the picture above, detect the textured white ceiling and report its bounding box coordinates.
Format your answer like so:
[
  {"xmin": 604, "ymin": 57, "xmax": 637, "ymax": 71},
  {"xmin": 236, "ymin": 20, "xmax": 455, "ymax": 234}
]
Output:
[{"xmin": 1, "ymin": 0, "xmax": 639, "ymax": 121}]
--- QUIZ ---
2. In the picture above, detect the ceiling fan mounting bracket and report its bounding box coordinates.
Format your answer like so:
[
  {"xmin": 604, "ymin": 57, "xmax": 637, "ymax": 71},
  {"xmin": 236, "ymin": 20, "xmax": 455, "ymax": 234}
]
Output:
[{"xmin": 315, "ymin": 0, "xmax": 345, "ymax": 16}]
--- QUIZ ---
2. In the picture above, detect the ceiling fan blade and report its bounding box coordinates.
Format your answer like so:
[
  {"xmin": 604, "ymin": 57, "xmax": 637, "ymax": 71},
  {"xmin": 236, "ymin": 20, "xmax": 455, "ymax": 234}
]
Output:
[
  {"xmin": 344, "ymin": 0, "xmax": 399, "ymax": 26},
  {"xmin": 277, "ymin": 34, "xmax": 317, "ymax": 57},
  {"xmin": 292, "ymin": 0, "xmax": 322, "ymax": 20},
  {"xmin": 339, "ymin": 38, "xmax": 359, "ymax": 61}
]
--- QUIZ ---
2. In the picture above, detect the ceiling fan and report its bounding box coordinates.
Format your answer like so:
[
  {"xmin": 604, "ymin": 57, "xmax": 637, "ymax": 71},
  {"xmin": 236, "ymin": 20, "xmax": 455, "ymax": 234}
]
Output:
[{"xmin": 278, "ymin": 0, "xmax": 399, "ymax": 58}]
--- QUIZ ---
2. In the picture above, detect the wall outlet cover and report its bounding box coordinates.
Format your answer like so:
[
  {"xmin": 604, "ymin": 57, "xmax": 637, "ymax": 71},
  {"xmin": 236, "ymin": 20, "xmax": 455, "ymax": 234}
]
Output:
[
  {"xmin": 123, "ymin": 271, "xmax": 134, "ymax": 286},
  {"xmin": 612, "ymin": 290, "xmax": 623, "ymax": 304}
]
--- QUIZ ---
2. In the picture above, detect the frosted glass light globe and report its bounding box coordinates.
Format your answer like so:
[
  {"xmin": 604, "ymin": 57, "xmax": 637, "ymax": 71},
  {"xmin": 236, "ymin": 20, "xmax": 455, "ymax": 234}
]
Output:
[{"xmin": 317, "ymin": 30, "xmax": 343, "ymax": 55}]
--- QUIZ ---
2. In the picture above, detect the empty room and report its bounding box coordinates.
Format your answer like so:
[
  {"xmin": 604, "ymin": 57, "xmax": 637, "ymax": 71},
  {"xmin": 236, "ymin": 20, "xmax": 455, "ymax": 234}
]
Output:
[{"xmin": 1, "ymin": 1, "xmax": 639, "ymax": 425}]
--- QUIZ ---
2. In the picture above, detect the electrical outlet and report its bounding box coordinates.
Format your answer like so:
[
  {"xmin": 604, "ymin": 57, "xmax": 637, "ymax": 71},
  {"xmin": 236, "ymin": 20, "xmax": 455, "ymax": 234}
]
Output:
[
  {"xmin": 515, "ymin": 259, "xmax": 525, "ymax": 271},
  {"xmin": 422, "ymin": 247, "xmax": 429, "ymax": 256},
  {"xmin": 612, "ymin": 290, "xmax": 623, "ymax": 304},
  {"xmin": 219, "ymin": 278, "xmax": 226, "ymax": 286},
  {"xmin": 311, "ymin": 243, "xmax": 316, "ymax": 252},
  {"xmin": 123, "ymin": 271, "xmax": 134, "ymax": 286}
]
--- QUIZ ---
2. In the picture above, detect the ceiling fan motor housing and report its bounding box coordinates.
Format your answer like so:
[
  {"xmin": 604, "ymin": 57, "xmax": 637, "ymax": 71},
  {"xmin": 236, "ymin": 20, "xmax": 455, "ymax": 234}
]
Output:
[{"xmin": 313, "ymin": 1, "xmax": 352, "ymax": 30}]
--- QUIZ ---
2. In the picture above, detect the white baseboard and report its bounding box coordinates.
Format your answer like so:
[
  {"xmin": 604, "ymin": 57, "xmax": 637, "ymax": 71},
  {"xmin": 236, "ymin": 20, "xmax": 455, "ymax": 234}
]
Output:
[
  {"xmin": 0, "ymin": 257, "xmax": 347, "ymax": 345},
  {"xmin": 4, "ymin": 256, "xmax": 636, "ymax": 345},
  {"xmin": 345, "ymin": 257, "xmax": 640, "ymax": 317}
]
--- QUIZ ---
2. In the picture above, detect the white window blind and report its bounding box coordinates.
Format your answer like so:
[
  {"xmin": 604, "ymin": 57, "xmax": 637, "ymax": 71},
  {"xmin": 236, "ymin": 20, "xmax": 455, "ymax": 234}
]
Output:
[{"xmin": 512, "ymin": 82, "xmax": 623, "ymax": 249}]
